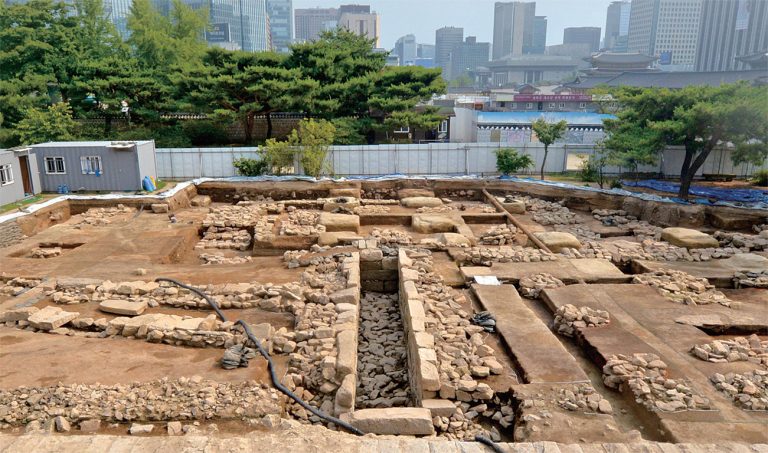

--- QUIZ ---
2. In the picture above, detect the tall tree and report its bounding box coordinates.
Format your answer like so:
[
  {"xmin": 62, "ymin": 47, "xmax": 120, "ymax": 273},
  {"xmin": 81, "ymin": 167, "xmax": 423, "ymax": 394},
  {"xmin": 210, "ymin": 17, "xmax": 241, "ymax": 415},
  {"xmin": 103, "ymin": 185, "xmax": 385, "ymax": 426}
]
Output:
[
  {"xmin": 531, "ymin": 118, "xmax": 568, "ymax": 180},
  {"xmin": 15, "ymin": 102, "xmax": 76, "ymax": 145},
  {"xmin": 604, "ymin": 83, "xmax": 768, "ymax": 200},
  {"xmin": 178, "ymin": 48, "xmax": 317, "ymax": 144}
]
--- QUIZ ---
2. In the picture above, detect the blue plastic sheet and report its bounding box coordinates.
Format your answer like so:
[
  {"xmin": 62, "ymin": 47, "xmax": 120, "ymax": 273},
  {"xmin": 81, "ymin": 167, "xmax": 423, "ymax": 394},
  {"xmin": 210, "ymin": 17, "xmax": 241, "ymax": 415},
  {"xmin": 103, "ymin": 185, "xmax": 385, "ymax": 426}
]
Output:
[{"xmin": 622, "ymin": 179, "xmax": 768, "ymax": 205}]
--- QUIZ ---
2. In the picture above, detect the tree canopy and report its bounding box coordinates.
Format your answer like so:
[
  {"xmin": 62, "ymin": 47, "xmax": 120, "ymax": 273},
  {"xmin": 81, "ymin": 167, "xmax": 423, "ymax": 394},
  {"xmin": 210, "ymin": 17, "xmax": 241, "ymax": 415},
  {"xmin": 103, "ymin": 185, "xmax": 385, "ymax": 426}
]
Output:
[
  {"xmin": 603, "ymin": 83, "xmax": 768, "ymax": 199},
  {"xmin": 531, "ymin": 118, "xmax": 567, "ymax": 180}
]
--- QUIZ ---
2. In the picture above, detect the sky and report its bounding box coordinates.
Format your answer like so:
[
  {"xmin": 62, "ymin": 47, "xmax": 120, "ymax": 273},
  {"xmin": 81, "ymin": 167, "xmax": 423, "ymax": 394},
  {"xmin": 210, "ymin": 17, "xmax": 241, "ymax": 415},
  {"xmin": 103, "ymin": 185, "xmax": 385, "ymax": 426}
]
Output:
[{"xmin": 292, "ymin": 0, "xmax": 615, "ymax": 49}]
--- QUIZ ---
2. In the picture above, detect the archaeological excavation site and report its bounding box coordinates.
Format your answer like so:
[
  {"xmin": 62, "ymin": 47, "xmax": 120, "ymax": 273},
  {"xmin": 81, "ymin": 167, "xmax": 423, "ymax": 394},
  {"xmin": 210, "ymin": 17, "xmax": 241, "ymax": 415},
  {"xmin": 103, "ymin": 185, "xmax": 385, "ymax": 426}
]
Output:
[{"xmin": 0, "ymin": 178, "xmax": 766, "ymax": 452}]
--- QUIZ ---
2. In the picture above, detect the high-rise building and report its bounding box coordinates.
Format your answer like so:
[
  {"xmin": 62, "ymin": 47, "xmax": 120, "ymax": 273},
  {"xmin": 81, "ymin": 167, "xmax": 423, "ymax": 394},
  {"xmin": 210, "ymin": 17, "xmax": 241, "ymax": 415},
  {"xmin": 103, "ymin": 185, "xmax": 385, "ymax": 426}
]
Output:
[
  {"xmin": 563, "ymin": 26, "xmax": 601, "ymax": 53},
  {"xmin": 337, "ymin": 5, "xmax": 380, "ymax": 47},
  {"xmin": 417, "ymin": 43, "xmax": 436, "ymax": 60},
  {"xmin": 210, "ymin": 0, "xmax": 271, "ymax": 51},
  {"xmin": 394, "ymin": 34, "xmax": 418, "ymax": 66},
  {"xmin": 267, "ymin": 0, "xmax": 293, "ymax": 53},
  {"xmin": 604, "ymin": 0, "xmax": 631, "ymax": 52},
  {"xmin": 435, "ymin": 26, "xmax": 464, "ymax": 77},
  {"xmin": 695, "ymin": 0, "xmax": 768, "ymax": 71},
  {"xmin": 449, "ymin": 36, "xmax": 491, "ymax": 81},
  {"xmin": 294, "ymin": 7, "xmax": 338, "ymax": 42},
  {"xmin": 492, "ymin": 1, "xmax": 536, "ymax": 60},
  {"xmin": 627, "ymin": 0, "xmax": 702, "ymax": 71},
  {"xmin": 528, "ymin": 15, "xmax": 547, "ymax": 54},
  {"xmin": 104, "ymin": 0, "xmax": 132, "ymax": 38}
]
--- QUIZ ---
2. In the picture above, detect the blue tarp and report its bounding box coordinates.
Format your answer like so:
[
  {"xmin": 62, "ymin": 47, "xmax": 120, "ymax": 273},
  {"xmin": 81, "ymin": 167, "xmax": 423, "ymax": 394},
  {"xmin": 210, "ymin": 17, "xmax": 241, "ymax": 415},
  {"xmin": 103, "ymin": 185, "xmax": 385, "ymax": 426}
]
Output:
[{"xmin": 622, "ymin": 179, "xmax": 768, "ymax": 205}]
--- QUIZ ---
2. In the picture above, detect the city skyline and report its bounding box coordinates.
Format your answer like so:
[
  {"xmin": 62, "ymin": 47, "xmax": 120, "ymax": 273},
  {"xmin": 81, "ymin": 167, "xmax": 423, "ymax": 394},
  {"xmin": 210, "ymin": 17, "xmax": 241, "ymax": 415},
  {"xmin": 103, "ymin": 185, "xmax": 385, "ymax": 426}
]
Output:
[{"xmin": 292, "ymin": 0, "xmax": 614, "ymax": 49}]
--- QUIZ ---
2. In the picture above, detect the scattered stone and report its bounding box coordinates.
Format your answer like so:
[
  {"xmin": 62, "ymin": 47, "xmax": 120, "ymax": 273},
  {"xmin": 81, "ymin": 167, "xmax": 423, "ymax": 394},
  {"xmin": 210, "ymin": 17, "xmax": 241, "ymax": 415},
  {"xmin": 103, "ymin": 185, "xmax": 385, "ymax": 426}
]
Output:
[
  {"xmin": 691, "ymin": 335, "xmax": 768, "ymax": 367},
  {"xmin": 710, "ymin": 370, "xmax": 768, "ymax": 411},
  {"xmin": 478, "ymin": 224, "xmax": 518, "ymax": 245},
  {"xmin": 552, "ymin": 304, "xmax": 610, "ymax": 337},
  {"xmin": 518, "ymin": 273, "xmax": 564, "ymax": 299},
  {"xmin": 633, "ymin": 270, "xmax": 732, "ymax": 307}
]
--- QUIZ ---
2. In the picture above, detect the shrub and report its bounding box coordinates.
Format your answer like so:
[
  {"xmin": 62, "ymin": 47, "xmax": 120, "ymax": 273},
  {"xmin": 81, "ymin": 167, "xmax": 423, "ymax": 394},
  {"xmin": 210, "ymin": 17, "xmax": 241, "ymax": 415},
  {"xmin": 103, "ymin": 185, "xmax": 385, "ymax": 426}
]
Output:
[
  {"xmin": 609, "ymin": 179, "xmax": 623, "ymax": 189},
  {"xmin": 233, "ymin": 157, "xmax": 269, "ymax": 176},
  {"xmin": 752, "ymin": 169, "xmax": 768, "ymax": 187},
  {"xmin": 579, "ymin": 155, "xmax": 599, "ymax": 182},
  {"xmin": 494, "ymin": 148, "xmax": 534, "ymax": 176}
]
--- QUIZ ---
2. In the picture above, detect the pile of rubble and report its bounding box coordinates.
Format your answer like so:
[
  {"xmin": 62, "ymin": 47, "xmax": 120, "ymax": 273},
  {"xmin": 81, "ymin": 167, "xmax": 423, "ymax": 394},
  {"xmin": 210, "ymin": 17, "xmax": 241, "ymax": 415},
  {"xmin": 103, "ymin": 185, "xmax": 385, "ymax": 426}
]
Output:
[
  {"xmin": 518, "ymin": 273, "xmax": 564, "ymax": 299},
  {"xmin": 280, "ymin": 210, "xmax": 324, "ymax": 236},
  {"xmin": 559, "ymin": 242, "xmax": 613, "ymax": 261},
  {"xmin": 406, "ymin": 251, "xmax": 503, "ymax": 403},
  {"xmin": 734, "ymin": 270, "xmax": 768, "ymax": 288},
  {"xmin": 592, "ymin": 209, "xmax": 662, "ymax": 240},
  {"xmin": 356, "ymin": 293, "xmax": 410, "ymax": 408},
  {"xmin": 369, "ymin": 228, "xmax": 413, "ymax": 246},
  {"xmin": 589, "ymin": 239, "xmax": 744, "ymax": 266},
  {"xmin": 557, "ymin": 384, "xmax": 613, "ymax": 414},
  {"xmin": 196, "ymin": 227, "xmax": 251, "ymax": 251},
  {"xmin": 554, "ymin": 224, "xmax": 600, "ymax": 241},
  {"xmin": 30, "ymin": 247, "xmax": 62, "ymax": 258},
  {"xmin": 199, "ymin": 253, "xmax": 253, "ymax": 265},
  {"xmin": 452, "ymin": 246, "xmax": 557, "ymax": 266},
  {"xmin": 432, "ymin": 399, "xmax": 506, "ymax": 441},
  {"xmin": 0, "ymin": 376, "xmax": 282, "ymax": 428},
  {"xmin": 552, "ymin": 304, "xmax": 610, "ymax": 337},
  {"xmin": 715, "ymin": 231, "xmax": 768, "ymax": 251},
  {"xmin": 710, "ymin": 370, "xmax": 767, "ymax": 411},
  {"xmin": 632, "ymin": 270, "xmax": 732, "ymax": 307},
  {"xmin": 522, "ymin": 197, "xmax": 580, "ymax": 225},
  {"xmin": 353, "ymin": 205, "xmax": 390, "ymax": 215},
  {"xmin": 75, "ymin": 205, "xmax": 134, "ymax": 226},
  {"xmin": 602, "ymin": 353, "xmax": 711, "ymax": 412},
  {"xmin": 478, "ymin": 224, "xmax": 517, "ymax": 245},
  {"xmin": 253, "ymin": 215, "xmax": 277, "ymax": 242},
  {"xmin": 0, "ymin": 277, "xmax": 41, "ymax": 296},
  {"xmin": 202, "ymin": 205, "xmax": 260, "ymax": 228},
  {"xmin": 691, "ymin": 335, "xmax": 768, "ymax": 367}
]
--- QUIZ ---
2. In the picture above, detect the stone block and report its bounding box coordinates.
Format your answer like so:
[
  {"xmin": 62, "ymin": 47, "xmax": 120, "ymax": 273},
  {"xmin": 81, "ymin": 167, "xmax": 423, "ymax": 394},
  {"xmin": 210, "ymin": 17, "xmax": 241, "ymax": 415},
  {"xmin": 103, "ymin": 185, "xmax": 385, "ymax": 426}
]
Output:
[
  {"xmin": 361, "ymin": 280, "xmax": 384, "ymax": 292},
  {"xmin": 398, "ymin": 188, "xmax": 435, "ymax": 199},
  {"xmin": 361, "ymin": 270, "xmax": 398, "ymax": 281},
  {"xmin": 420, "ymin": 361, "xmax": 440, "ymax": 392},
  {"xmin": 382, "ymin": 256, "xmax": 399, "ymax": 270},
  {"xmin": 501, "ymin": 198, "xmax": 526, "ymax": 214},
  {"xmin": 151, "ymin": 204, "xmax": 169, "ymax": 214},
  {"xmin": 401, "ymin": 268, "xmax": 420, "ymax": 282},
  {"xmin": 360, "ymin": 260, "xmax": 382, "ymax": 271},
  {"xmin": 330, "ymin": 287, "xmax": 359, "ymax": 305},
  {"xmin": 434, "ymin": 232, "xmax": 471, "ymax": 247},
  {"xmin": 335, "ymin": 330, "xmax": 357, "ymax": 379},
  {"xmin": 406, "ymin": 299, "xmax": 426, "ymax": 322},
  {"xmin": 411, "ymin": 214, "xmax": 457, "ymax": 234},
  {"xmin": 99, "ymin": 299, "xmax": 148, "ymax": 316},
  {"xmin": 398, "ymin": 248, "xmax": 413, "ymax": 267},
  {"xmin": 334, "ymin": 374, "xmax": 356, "ymax": 410},
  {"xmin": 360, "ymin": 248, "xmax": 384, "ymax": 262},
  {"xmin": 190, "ymin": 195, "xmax": 211, "ymax": 207},
  {"xmin": 413, "ymin": 332, "xmax": 435, "ymax": 349},
  {"xmin": 533, "ymin": 231, "xmax": 582, "ymax": 252},
  {"xmin": 421, "ymin": 399, "xmax": 456, "ymax": 418},
  {"xmin": 401, "ymin": 197, "xmax": 443, "ymax": 208},
  {"xmin": 661, "ymin": 227, "xmax": 719, "ymax": 249},
  {"xmin": 316, "ymin": 232, "xmax": 363, "ymax": 246},
  {"xmin": 318, "ymin": 213, "xmax": 360, "ymax": 233},
  {"xmin": 28, "ymin": 306, "xmax": 79, "ymax": 331},
  {"xmin": 402, "ymin": 280, "xmax": 421, "ymax": 301},
  {"xmin": 323, "ymin": 197, "xmax": 360, "ymax": 212},
  {"xmin": 340, "ymin": 408, "xmax": 435, "ymax": 436},
  {"xmin": 0, "ymin": 306, "xmax": 39, "ymax": 323}
]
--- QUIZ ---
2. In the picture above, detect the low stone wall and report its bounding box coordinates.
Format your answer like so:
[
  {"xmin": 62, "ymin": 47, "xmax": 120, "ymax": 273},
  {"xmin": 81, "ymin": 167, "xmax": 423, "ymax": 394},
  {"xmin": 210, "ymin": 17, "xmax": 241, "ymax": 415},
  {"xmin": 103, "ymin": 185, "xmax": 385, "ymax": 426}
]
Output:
[
  {"xmin": 358, "ymin": 240, "xmax": 398, "ymax": 293},
  {"xmin": 397, "ymin": 249, "xmax": 440, "ymax": 404},
  {"xmin": 332, "ymin": 252, "xmax": 361, "ymax": 417},
  {"xmin": 0, "ymin": 220, "xmax": 24, "ymax": 249}
]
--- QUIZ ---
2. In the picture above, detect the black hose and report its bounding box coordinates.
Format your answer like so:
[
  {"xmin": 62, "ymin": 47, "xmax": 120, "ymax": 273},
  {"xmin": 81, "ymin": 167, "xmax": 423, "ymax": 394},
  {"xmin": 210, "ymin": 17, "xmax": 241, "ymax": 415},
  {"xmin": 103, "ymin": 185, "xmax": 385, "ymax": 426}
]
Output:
[
  {"xmin": 475, "ymin": 434, "xmax": 506, "ymax": 453},
  {"xmin": 155, "ymin": 277, "xmax": 364, "ymax": 436}
]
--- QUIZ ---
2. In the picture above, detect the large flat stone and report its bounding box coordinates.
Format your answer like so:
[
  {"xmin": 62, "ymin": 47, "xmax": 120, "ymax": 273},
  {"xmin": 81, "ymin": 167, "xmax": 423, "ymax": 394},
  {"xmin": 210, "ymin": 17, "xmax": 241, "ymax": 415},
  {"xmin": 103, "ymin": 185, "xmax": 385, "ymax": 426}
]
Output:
[
  {"xmin": 411, "ymin": 214, "xmax": 457, "ymax": 234},
  {"xmin": 0, "ymin": 307, "xmax": 39, "ymax": 323},
  {"xmin": 401, "ymin": 197, "xmax": 443, "ymax": 208},
  {"xmin": 318, "ymin": 213, "xmax": 360, "ymax": 233},
  {"xmin": 472, "ymin": 284, "xmax": 589, "ymax": 384},
  {"xmin": 317, "ymin": 231, "xmax": 363, "ymax": 246},
  {"xmin": 433, "ymin": 233, "xmax": 471, "ymax": 247},
  {"xmin": 534, "ymin": 231, "xmax": 582, "ymax": 252},
  {"xmin": 99, "ymin": 299, "xmax": 148, "ymax": 316},
  {"xmin": 398, "ymin": 188, "xmax": 435, "ymax": 198},
  {"xmin": 661, "ymin": 227, "xmax": 719, "ymax": 249},
  {"xmin": 340, "ymin": 408, "xmax": 435, "ymax": 435},
  {"xmin": 462, "ymin": 258, "xmax": 630, "ymax": 284},
  {"xmin": 632, "ymin": 253, "xmax": 768, "ymax": 288},
  {"xmin": 28, "ymin": 306, "xmax": 79, "ymax": 331}
]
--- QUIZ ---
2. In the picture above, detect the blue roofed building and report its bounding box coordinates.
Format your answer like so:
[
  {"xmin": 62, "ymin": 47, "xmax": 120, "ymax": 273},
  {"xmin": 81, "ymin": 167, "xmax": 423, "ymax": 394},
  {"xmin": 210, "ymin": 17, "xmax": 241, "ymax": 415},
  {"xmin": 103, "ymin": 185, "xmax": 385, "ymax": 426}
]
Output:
[{"xmin": 449, "ymin": 108, "xmax": 615, "ymax": 144}]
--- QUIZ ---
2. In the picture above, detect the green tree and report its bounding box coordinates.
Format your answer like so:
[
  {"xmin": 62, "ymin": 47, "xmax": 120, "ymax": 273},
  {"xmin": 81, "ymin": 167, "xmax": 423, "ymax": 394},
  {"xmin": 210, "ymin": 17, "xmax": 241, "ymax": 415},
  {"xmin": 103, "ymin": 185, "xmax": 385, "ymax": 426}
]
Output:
[
  {"xmin": 263, "ymin": 119, "xmax": 335, "ymax": 177},
  {"xmin": 495, "ymin": 148, "xmax": 534, "ymax": 176},
  {"xmin": 531, "ymin": 118, "xmax": 568, "ymax": 180},
  {"xmin": 178, "ymin": 48, "xmax": 317, "ymax": 144},
  {"xmin": 604, "ymin": 83, "xmax": 768, "ymax": 200},
  {"xmin": 15, "ymin": 102, "xmax": 76, "ymax": 145}
]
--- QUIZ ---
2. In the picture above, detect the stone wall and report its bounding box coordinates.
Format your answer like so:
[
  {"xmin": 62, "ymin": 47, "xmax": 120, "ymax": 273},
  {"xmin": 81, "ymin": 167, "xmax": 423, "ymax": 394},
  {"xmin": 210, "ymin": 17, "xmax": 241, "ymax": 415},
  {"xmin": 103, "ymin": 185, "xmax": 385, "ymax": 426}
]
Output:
[
  {"xmin": 397, "ymin": 249, "xmax": 440, "ymax": 404},
  {"xmin": 358, "ymin": 240, "xmax": 398, "ymax": 293},
  {"xmin": 0, "ymin": 220, "xmax": 24, "ymax": 249},
  {"xmin": 332, "ymin": 252, "xmax": 361, "ymax": 416}
]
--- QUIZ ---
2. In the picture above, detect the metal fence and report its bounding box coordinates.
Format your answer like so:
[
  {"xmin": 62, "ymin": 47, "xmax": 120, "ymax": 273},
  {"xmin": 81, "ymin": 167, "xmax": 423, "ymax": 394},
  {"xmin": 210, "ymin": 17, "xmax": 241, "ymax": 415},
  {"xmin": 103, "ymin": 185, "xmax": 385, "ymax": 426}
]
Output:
[{"xmin": 156, "ymin": 143, "xmax": 764, "ymax": 180}]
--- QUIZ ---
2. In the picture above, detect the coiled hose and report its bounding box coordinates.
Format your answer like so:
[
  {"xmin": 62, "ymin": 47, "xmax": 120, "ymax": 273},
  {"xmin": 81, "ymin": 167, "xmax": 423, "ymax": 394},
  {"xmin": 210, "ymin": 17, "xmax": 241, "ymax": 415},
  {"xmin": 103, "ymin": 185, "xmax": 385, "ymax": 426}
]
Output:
[
  {"xmin": 154, "ymin": 277, "xmax": 364, "ymax": 435},
  {"xmin": 155, "ymin": 277, "xmax": 507, "ymax": 451}
]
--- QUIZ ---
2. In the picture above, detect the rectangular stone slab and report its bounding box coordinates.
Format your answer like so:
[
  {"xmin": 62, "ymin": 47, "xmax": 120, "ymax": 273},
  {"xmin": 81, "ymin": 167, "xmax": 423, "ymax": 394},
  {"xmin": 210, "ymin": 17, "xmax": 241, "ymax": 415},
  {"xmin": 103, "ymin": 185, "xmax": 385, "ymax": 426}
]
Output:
[
  {"xmin": 340, "ymin": 408, "xmax": 435, "ymax": 435},
  {"xmin": 99, "ymin": 299, "xmax": 148, "ymax": 316},
  {"xmin": 27, "ymin": 306, "xmax": 79, "ymax": 331},
  {"xmin": 632, "ymin": 253, "xmax": 768, "ymax": 288},
  {"xmin": 462, "ymin": 258, "xmax": 630, "ymax": 284},
  {"xmin": 471, "ymin": 284, "xmax": 589, "ymax": 383}
]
